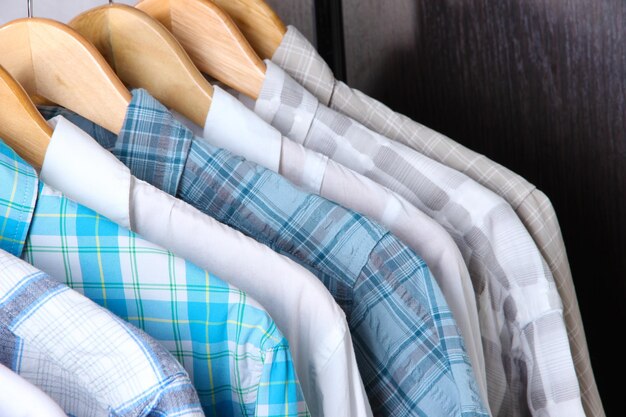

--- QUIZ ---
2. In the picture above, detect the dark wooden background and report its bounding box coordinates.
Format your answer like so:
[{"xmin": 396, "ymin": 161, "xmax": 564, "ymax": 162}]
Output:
[{"xmin": 269, "ymin": 0, "xmax": 625, "ymax": 415}]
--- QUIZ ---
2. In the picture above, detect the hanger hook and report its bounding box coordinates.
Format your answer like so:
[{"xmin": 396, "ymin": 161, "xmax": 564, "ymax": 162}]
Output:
[{"xmin": 27, "ymin": 0, "xmax": 33, "ymax": 18}]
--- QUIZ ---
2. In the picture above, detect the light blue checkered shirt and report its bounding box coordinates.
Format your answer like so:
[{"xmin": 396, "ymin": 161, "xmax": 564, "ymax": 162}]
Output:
[{"xmin": 0, "ymin": 139, "xmax": 309, "ymax": 417}]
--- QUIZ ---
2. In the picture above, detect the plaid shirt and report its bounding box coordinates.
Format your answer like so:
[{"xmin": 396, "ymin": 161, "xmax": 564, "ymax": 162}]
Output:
[
  {"xmin": 0, "ymin": 140, "xmax": 309, "ymax": 417},
  {"xmin": 0, "ymin": 254, "xmax": 203, "ymax": 416},
  {"xmin": 0, "ymin": 250, "xmax": 204, "ymax": 417},
  {"xmin": 40, "ymin": 93, "xmax": 489, "ymax": 417},
  {"xmin": 271, "ymin": 25, "xmax": 603, "ymax": 417},
  {"xmin": 247, "ymin": 61, "xmax": 586, "ymax": 417}
]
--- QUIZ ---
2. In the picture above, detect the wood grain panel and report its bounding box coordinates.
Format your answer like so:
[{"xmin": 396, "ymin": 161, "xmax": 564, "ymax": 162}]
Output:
[
  {"xmin": 342, "ymin": 0, "xmax": 420, "ymax": 116},
  {"xmin": 341, "ymin": 1, "xmax": 625, "ymax": 414},
  {"xmin": 266, "ymin": 0, "xmax": 316, "ymax": 46}
]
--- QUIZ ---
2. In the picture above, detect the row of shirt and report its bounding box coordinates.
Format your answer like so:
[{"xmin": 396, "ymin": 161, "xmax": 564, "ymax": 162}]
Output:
[{"xmin": 0, "ymin": 24, "xmax": 603, "ymax": 417}]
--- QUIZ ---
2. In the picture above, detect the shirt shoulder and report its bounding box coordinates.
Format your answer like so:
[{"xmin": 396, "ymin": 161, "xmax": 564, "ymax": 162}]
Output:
[
  {"xmin": 185, "ymin": 138, "xmax": 389, "ymax": 282},
  {"xmin": 0, "ymin": 250, "xmax": 203, "ymax": 417}
]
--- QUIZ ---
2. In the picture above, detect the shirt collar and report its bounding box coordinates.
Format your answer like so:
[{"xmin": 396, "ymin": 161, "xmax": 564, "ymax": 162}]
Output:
[
  {"xmin": 253, "ymin": 60, "xmax": 320, "ymax": 145},
  {"xmin": 116, "ymin": 89, "xmax": 194, "ymax": 196},
  {"xmin": 271, "ymin": 26, "xmax": 336, "ymax": 107},
  {"xmin": 40, "ymin": 116, "xmax": 132, "ymax": 230},
  {"xmin": 0, "ymin": 140, "xmax": 39, "ymax": 257},
  {"xmin": 175, "ymin": 85, "xmax": 282, "ymax": 173}
]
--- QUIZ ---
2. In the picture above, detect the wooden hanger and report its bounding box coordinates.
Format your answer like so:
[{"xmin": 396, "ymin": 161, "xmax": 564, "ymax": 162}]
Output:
[
  {"xmin": 211, "ymin": 0, "xmax": 286, "ymax": 60},
  {"xmin": 136, "ymin": 0, "xmax": 266, "ymax": 100},
  {"xmin": 0, "ymin": 64, "xmax": 52, "ymax": 170},
  {"xmin": 70, "ymin": 4, "xmax": 213, "ymax": 128},
  {"xmin": 0, "ymin": 18, "xmax": 131, "ymax": 135}
]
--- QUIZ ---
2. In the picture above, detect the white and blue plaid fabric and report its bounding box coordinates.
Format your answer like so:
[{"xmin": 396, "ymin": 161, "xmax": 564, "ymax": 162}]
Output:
[
  {"xmin": 39, "ymin": 92, "xmax": 489, "ymax": 417},
  {"xmin": 0, "ymin": 248, "xmax": 204, "ymax": 417},
  {"xmin": 0, "ymin": 139, "xmax": 309, "ymax": 417}
]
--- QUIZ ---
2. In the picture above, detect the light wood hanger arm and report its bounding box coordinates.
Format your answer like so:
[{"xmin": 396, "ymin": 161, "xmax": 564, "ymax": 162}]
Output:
[
  {"xmin": 0, "ymin": 65, "xmax": 52, "ymax": 170},
  {"xmin": 211, "ymin": 0, "xmax": 286, "ymax": 60},
  {"xmin": 136, "ymin": 0, "xmax": 266, "ymax": 100},
  {"xmin": 0, "ymin": 18, "xmax": 131, "ymax": 134},
  {"xmin": 70, "ymin": 4, "xmax": 213, "ymax": 128}
]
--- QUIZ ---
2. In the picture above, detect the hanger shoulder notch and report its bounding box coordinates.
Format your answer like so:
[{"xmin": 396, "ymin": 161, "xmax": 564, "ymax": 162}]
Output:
[
  {"xmin": 71, "ymin": 4, "xmax": 213, "ymax": 128},
  {"xmin": 137, "ymin": 0, "xmax": 266, "ymax": 100},
  {"xmin": 212, "ymin": 0, "xmax": 286, "ymax": 59},
  {"xmin": 0, "ymin": 65, "xmax": 52, "ymax": 170},
  {"xmin": 0, "ymin": 18, "xmax": 131, "ymax": 134}
]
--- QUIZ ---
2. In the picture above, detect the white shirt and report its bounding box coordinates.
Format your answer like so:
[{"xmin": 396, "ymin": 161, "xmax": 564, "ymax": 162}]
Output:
[
  {"xmin": 0, "ymin": 363, "xmax": 66, "ymax": 417},
  {"xmin": 40, "ymin": 115, "xmax": 372, "ymax": 417},
  {"xmin": 179, "ymin": 86, "xmax": 489, "ymax": 408}
]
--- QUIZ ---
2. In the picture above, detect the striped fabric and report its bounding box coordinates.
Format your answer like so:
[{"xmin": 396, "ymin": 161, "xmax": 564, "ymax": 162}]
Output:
[
  {"xmin": 0, "ymin": 140, "xmax": 309, "ymax": 417},
  {"xmin": 0, "ymin": 250, "xmax": 204, "ymax": 417},
  {"xmin": 247, "ymin": 61, "xmax": 585, "ymax": 417},
  {"xmin": 0, "ymin": 147, "xmax": 37, "ymax": 256},
  {"xmin": 271, "ymin": 25, "xmax": 603, "ymax": 417},
  {"xmin": 42, "ymin": 91, "xmax": 489, "ymax": 417}
]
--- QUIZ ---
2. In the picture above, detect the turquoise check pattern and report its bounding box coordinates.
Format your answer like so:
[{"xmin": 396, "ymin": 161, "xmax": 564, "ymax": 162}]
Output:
[
  {"xmin": 0, "ymin": 249, "xmax": 204, "ymax": 417},
  {"xmin": 0, "ymin": 148, "xmax": 38, "ymax": 256},
  {"xmin": 0, "ymin": 139, "xmax": 310, "ymax": 417},
  {"xmin": 39, "ymin": 93, "xmax": 489, "ymax": 417}
]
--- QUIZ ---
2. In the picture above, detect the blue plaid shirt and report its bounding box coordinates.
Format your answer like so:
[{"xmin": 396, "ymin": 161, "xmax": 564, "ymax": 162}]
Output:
[
  {"xmin": 40, "ymin": 93, "xmax": 488, "ymax": 417},
  {"xmin": 0, "ymin": 139, "xmax": 309, "ymax": 417}
]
